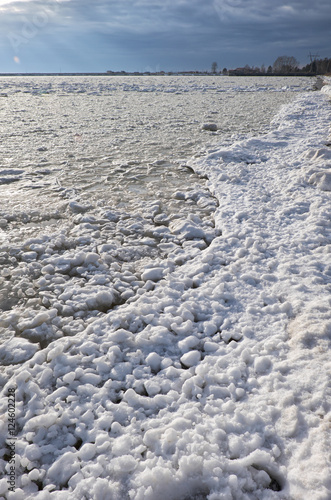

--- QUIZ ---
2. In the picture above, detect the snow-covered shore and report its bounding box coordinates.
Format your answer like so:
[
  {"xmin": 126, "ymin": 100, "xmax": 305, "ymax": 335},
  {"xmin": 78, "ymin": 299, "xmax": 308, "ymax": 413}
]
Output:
[{"xmin": 0, "ymin": 83, "xmax": 330, "ymax": 499}]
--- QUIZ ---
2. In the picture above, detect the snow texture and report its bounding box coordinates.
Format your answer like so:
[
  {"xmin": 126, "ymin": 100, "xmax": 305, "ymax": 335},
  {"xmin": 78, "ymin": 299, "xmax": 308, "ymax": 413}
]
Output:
[{"xmin": 0, "ymin": 79, "xmax": 330, "ymax": 500}]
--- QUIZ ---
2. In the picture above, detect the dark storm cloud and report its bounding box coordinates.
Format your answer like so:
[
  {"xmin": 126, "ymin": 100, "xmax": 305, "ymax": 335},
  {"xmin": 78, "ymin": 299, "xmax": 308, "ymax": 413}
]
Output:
[{"xmin": 0, "ymin": 0, "xmax": 330, "ymax": 72}]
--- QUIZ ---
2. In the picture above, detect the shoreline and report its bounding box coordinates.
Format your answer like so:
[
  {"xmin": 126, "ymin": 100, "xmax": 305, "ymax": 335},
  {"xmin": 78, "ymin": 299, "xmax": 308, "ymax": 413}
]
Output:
[{"xmin": 0, "ymin": 72, "xmax": 319, "ymax": 77}]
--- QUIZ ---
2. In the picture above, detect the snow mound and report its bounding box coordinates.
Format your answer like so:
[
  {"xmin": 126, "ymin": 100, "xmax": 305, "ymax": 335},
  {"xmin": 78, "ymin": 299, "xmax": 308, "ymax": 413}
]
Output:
[{"xmin": 308, "ymin": 170, "xmax": 331, "ymax": 191}]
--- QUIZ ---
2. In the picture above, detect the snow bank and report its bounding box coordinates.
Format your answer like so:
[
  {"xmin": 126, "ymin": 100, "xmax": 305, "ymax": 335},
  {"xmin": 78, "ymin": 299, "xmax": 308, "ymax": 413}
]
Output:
[
  {"xmin": 0, "ymin": 87, "xmax": 330, "ymax": 499},
  {"xmin": 321, "ymin": 76, "xmax": 331, "ymax": 97}
]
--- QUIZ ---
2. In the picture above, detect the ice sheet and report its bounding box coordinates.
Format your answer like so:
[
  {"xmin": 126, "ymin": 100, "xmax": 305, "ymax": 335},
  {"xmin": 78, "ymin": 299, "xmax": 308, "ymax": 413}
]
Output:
[{"xmin": 0, "ymin": 78, "xmax": 330, "ymax": 499}]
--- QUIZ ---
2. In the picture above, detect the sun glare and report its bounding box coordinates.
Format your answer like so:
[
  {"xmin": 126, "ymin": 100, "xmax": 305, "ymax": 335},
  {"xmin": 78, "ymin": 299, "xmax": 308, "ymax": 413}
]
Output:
[{"xmin": 0, "ymin": 0, "xmax": 31, "ymax": 4}]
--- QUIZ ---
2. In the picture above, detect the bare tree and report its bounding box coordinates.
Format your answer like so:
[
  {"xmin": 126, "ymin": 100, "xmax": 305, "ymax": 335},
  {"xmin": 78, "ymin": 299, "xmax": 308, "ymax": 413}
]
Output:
[
  {"xmin": 211, "ymin": 62, "xmax": 218, "ymax": 74},
  {"xmin": 272, "ymin": 56, "xmax": 299, "ymax": 74}
]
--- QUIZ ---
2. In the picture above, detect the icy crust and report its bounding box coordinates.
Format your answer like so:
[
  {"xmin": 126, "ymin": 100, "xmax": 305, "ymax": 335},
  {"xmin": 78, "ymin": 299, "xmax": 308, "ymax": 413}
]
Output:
[
  {"xmin": 0, "ymin": 75, "xmax": 312, "ymax": 97},
  {"xmin": 321, "ymin": 76, "xmax": 331, "ymax": 97},
  {"xmin": 0, "ymin": 92, "xmax": 330, "ymax": 500},
  {"xmin": 0, "ymin": 189, "xmax": 218, "ymax": 350},
  {"xmin": 0, "ymin": 75, "xmax": 311, "ymax": 218}
]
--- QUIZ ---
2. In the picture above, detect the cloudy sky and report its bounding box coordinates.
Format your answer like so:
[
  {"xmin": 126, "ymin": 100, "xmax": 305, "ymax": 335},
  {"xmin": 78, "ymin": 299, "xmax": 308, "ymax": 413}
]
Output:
[{"xmin": 0, "ymin": 0, "xmax": 330, "ymax": 73}]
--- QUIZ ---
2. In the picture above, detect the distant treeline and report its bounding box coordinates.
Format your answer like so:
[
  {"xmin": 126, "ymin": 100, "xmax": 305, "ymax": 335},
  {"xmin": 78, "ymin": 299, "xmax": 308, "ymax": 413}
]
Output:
[
  {"xmin": 226, "ymin": 56, "xmax": 331, "ymax": 77},
  {"xmin": 301, "ymin": 58, "xmax": 331, "ymax": 75}
]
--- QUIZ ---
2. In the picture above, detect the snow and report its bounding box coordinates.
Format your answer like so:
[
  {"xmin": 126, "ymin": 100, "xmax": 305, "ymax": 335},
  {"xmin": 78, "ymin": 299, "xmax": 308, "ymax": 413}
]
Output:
[
  {"xmin": 0, "ymin": 337, "xmax": 39, "ymax": 366},
  {"xmin": 141, "ymin": 267, "xmax": 164, "ymax": 282},
  {"xmin": 0, "ymin": 77, "xmax": 330, "ymax": 499}
]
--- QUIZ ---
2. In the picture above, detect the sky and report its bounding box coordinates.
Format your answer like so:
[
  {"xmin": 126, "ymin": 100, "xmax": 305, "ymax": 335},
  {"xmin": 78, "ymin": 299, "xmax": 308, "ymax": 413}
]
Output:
[{"xmin": 0, "ymin": 0, "xmax": 330, "ymax": 73}]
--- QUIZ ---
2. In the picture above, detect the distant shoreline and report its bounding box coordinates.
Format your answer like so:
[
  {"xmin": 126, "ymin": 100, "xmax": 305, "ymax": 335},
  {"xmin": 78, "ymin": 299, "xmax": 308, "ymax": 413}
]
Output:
[{"xmin": 0, "ymin": 72, "xmax": 317, "ymax": 77}]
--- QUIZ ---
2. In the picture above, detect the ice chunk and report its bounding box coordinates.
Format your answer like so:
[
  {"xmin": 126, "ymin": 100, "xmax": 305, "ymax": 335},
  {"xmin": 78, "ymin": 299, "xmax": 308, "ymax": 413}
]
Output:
[
  {"xmin": 170, "ymin": 219, "xmax": 206, "ymax": 240},
  {"xmin": 25, "ymin": 411, "xmax": 58, "ymax": 431},
  {"xmin": 69, "ymin": 201, "xmax": 91, "ymax": 213},
  {"xmin": 47, "ymin": 451, "xmax": 80, "ymax": 486},
  {"xmin": 202, "ymin": 123, "xmax": 218, "ymax": 131},
  {"xmin": 178, "ymin": 335, "xmax": 200, "ymax": 353},
  {"xmin": 112, "ymin": 435, "xmax": 132, "ymax": 456},
  {"xmin": 85, "ymin": 252, "xmax": 100, "ymax": 264},
  {"xmin": 111, "ymin": 455, "xmax": 137, "ymax": 473},
  {"xmin": 17, "ymin": 310, "xmax": 56, "ymax": 332},
  {"xmin": 254, "ymin": 356, "xmax": 272, "ymax": 374},
  {"xmin": 180, "ymin": 350, "xmax": 201, "ymax": 367},
  {"xmin": 95, "ymin": 290, "xmax": 115, "ymax": 308},
  {"xmin": 144, "ymin": 380, "xmax": 161, "ymax": 396},
  {"xmin": 141, "ymin": 267, "xmax": 164, "ymax": 281},
  {"xmin": 25, "ymin": 444, "xmax": 42, "ymax": 461},
  {"xmin": 21, "ymin": 251, "xmax": 38, "ymax": 262},
  {"xmin": 146, "ymin": 352, "xmax": 162, "ymax": 372},
  {"xmin": 0, "ymin": 337, "xmax": 39, "ymax": 365},
  {"xmin": 47, "ymin": 343, "xmax": 64, "ymax": 362},
  {"xmin": 78, "ymin": 443, "xmax": 96, "ymax": 461}
]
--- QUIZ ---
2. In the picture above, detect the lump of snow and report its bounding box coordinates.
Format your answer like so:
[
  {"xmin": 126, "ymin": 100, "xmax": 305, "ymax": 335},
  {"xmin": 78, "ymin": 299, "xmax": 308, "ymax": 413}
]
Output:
[
  {"xmin": 0, "ymin": 337, "xmax": 39, "ymax": 365},
  {"xmin": 95, "ymin": 290, "xmax": 115, "ymax": 308},
  {"xmin": 25, "ymin": 411, "xmax": 58, "ymax": 431},
  {"xmin": 169, "ymin": 219, "xmax": 206, "ymax": 240},
  {"xmin": 47, "ymin": 451, "xmax": 80, "ymax": 486},
  {"xmin": 276, "ymin": 405, "xmax": 300, "ymax": 438},
  {"xmin": 141, "ymin": 267, "xmax": 164, "ymax": 282},
  {"xmin": 144, "ymin": 380, "xmax": 161, "ymax": 396},
  {"xmin": 254, "ymin": 356, "xmax": 272, "ymax": 374},
  {"xmin": 172, "ymin": 191, "xmax": 186, "ymax": 200},
  {"xmin": 308, "ymin": 171, "xmax": 331, "ymax": 191},
  {"xmin": 109, "ymin": 329, "xmax": 133, "ymax": 343},
  {"xmin": 148, "ymin": 326, "xmax": 172, "ymax": 345},
  {"xmin": 112, "ymin": 435, "xmax": 132, "ymax": 456},
  {"xmin": 25, "ymin": 444, "xmax": 42, "ymax": 461},
  {"xmin": 171, "ymin": 319, "xmax": 194, "ymax": 335},
  {"xmin": 41, "ymin": 264, "xmax": 55, "ymax": 275},
  {"xmin": 110, "ymin": 362, "xmax": 133, "ymax": 381},
  {"xmin": 202, "ymin": 123, "xmax": 218, "ymax": 131},
  {"xmin": 69, "ymin": 200, "xmax": 91, "ymax": 213},
  {"xmin": 178, "ymin": 335, "xmax": 200, "ymax": 353},
  {"xmin": 78, "ymin": 443, "xmax": 96, "ymax": 461},
  {"xmin": 21, "ymin": 251, "xmax": 38, "ymax": 262},
  {"xmin": 17, "ymin": 310, "xmax": 56, "ymax": 332},
  {"xmin": 47, "ymin": 343, "xmax": 64, "ymax": 362},
  {"xmin": 204, "ymin": 341, "xmax": 219, "ymax": 352},
  {"xmin": 180, "ymin": 350, "xmax": 201, "ymax": 367},
  {"xmin": 85, "ymin": 252, "xmax": 99, "ymax": 264},
  {"xmin": 228, "ymin": 435, "xmax": 243, "ymax": 459},
  {"xmin": 146, "ymin": 352, "xmax": 162, "ymax": 372},
  {"xmin": 321, "ymin": 84, "xmax": 331, "ymax": 97},
  {"xmin": 111, "ymin": 455, "xmax": 137, "ymax": 473},
  {"xmin": 203, "ymin": 321, "xmax": 219, "ymax": 336}
]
